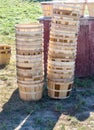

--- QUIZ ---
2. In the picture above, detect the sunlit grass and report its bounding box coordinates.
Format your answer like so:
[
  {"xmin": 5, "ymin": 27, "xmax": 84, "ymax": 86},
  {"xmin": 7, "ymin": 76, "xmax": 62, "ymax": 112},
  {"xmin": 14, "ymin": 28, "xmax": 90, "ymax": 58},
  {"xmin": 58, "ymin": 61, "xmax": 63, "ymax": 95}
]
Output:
[{"xmin": 0, "ymin": 0, "xmax": 42, "ymax": 44}]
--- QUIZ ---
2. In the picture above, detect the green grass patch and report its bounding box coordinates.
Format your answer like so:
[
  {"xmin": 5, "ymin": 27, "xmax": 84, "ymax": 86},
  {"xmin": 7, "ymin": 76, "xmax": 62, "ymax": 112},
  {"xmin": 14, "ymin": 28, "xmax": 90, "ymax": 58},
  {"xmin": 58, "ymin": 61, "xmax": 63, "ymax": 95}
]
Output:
[{"xmin": 0, "ymin": 0, "xmax": 42, "ymax": 44}]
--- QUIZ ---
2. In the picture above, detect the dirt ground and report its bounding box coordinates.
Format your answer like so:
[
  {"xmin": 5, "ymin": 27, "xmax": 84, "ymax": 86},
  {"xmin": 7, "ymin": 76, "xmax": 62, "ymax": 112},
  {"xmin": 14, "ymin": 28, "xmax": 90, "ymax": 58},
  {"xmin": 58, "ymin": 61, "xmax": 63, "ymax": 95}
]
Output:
[{"xmin": 0, "ymin": 44, "xmax": 94, "ymax": 130}]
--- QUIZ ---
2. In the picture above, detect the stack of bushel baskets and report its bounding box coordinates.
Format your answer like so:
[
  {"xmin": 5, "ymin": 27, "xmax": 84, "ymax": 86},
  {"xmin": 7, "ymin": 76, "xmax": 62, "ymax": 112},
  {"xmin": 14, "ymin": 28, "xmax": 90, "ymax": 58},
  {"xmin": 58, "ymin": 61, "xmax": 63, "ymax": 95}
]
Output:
[
  {"xmin": 15, "ymin": 23, "xmax": 44, "ymax": 101},
  {"xmin": 47, "ymin": 3, "xmax": 81, "ymax": 99}
]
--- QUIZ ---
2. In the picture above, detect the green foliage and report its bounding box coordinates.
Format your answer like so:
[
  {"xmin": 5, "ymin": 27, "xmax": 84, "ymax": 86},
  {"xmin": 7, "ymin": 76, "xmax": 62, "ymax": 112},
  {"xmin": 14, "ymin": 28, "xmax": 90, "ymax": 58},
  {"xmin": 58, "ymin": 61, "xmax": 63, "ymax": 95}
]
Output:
[
  {"xmin": 74, "ymin": 78, "xmax": 92, "ymax": 87},
  {"xmin": 61, "ymin": 123, "xmax": 65, "ymax": 130},
  {"xmin": 0, "ymin": 0, "xmax": 42, "ymax": 39},
  {"xmin": 54, "ymin": 102, "xmax": 63, "ymax": 112},
  {"xmin": 0, "ymin": 123, "xmax": 7, "ymax": 130}
]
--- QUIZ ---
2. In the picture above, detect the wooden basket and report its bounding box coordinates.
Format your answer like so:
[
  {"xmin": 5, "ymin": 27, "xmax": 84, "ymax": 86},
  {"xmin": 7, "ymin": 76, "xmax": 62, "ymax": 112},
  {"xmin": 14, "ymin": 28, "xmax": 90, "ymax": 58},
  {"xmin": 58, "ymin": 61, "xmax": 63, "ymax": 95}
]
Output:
[
  {"xmin": 49, "ymin": 42, "xmax": 77, "ymax": 51},
  {"xmin": 15, "ymin": 23, "xmax": 43, "ymax": 51},
  {"xmin": 41, "ymin": 1, "xmax": 53, "ymax": 17},
  {"xmin": 17, "ymin": 75, "xmax": 44, "ymax": 85},
  {"xmin": 47, "ymin": 60, "xmax": 75, "ymax": 81},
  {"xmin": 16, "ymin": 49, "xmax": 43, "ymax": 55},
  {"xmin": 16, "ymin": 44, "xmax": 42, "ymax": 51},
  {"xmin": 48, "ymin": 80, "xmax": 73, "ymax": 99},
  {"xmin": 18, "ymin": 82, "xmax": 43, "ymax": 101},
  {"xmin": 64, "ymin": 2, "xmax": 85, "ymax": 16},
  {"xmin": 41, "ymin": 2, "xmax": 83, "ymax": 17},
  {"xmin": 48, "ymin": 61, "xmax": 75, "ymax": 70},
  {"xmin": 49, "ymin": 44, "xmax": 76, "ymax": 54},
  {"xmin": 16, "ymin": 36, "xmax": 43, "ymax": 43},
  {"xmin": 50, "ymin": 33, "xmax": 77, "ymax": 43},
  {"xmin": 48, "ymin": 60, "xmax": 75, "ymax": 70},
  {"xmin": 16, "ymin": 54, "xmax": 43, "ymax": 68},
  {"xmin": 17, "ymin": 66, "xmax": 43, "ymax": 77},
  {"xmin": 47, "ymin": 71, "xmax": 74, "ymax": 81},
  {"xmin": 17, "ymin": 74, "xmax": 44, "ymax": 101},
  {"xmin": 15, "ymin": 23, "xmax": 43, "ymax": 34},
  {"xmin": 50, "ymin": 30, "xmax": 77, "ymax": 38},
  {"xmin": 51, "ymin": 23, "xmax": 79, "ymax": 33},
  {"xmin": 48, "ymin": 48, "xmax": 76, "ymax": 62},
  {"xmin": 15, "ymin": 23, "xmax": 43, "ymax": 49},
  {"xmin": 87, "ymin": 3, "xmax": 94, "ymax": 17},
  {"xmin": 52, "ymin": 18, "xmax": 79, "ymax": 27},
  {"xmin": 50, "ymin": 32, "xmax": 77, "ymax": 41},
  {"xmin": 48, "ymin": 54, "xmax": 76, "ymax": 62},
  {"xmin": 49, "ymin": 41, "xmax": 77, "ymax": 48},
  {"xmin": 0, "ymin": 45, "xmax": 11, "ymax": 65},
  {"xmin": 53, "ymin": 3, "xmax": 81, "ymax": 17}
]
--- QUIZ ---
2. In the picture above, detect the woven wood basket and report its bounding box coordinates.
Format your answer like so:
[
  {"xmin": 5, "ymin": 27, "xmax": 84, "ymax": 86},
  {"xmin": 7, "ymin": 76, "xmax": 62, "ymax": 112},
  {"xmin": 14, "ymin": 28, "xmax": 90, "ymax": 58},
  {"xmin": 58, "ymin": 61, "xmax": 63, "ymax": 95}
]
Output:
[
  {"xmin": 48, "ymin": 80, "xmax": 73, "ymax": 99},
  {"xmin": 17, "ymin": 75, "xmax": 44, "ymax": 84},
  {"xmin": 41, "ymin": 1, "xmax": 53, "ymax": 17},
  {"xmin": 47, "ymin": 60, "xmax": 75, "ymax": 82},
  {"xmin": 51, "ymin": 23, "xmax": 79, "ymax": 33},
  {"xmin": 18, "ymin": 82, "xmax": 43, "ymax": 101},
  {"xmin": 41, "ymin": 2, "xmax": 85, "ymax": 17},
  {"xmin": 64, "ymin": 2, "xmax": 85, "ymax": 16},
  {"xmin": 16, "ymin": 54, "xmax": 43, "ymax": 68},
  {"xmin": 0, "ymin": 45, "xmax": 11, "ymax": 65}
]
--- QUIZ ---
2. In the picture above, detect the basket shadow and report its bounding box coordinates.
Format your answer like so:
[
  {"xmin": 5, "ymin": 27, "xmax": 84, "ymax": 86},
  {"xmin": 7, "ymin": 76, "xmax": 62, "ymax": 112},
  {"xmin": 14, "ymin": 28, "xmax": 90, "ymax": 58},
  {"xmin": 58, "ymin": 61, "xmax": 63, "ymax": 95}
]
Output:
[
  {"xmin": 0, "ymin": 84, "xmax": 94, "ymax": 130},
  {"xmin": 0, "ymin": 64, "xmax": 7, "ymax": 69}
]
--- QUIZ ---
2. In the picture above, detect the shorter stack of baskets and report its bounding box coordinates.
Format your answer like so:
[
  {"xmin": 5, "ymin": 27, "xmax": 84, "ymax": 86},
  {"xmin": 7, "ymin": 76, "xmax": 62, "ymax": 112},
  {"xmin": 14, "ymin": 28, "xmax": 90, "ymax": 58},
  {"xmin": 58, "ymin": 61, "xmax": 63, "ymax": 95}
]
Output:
[
  {"xmin": 47, "ymin": 3, "xmax": 81, "ymax": 99},
  {"xmin": 15, "ymin": 23, "xmax": 44, "ymax": 101},
  {"xmin": 0, "ymin": 45, "xmax": 11, "ymax": 65}
]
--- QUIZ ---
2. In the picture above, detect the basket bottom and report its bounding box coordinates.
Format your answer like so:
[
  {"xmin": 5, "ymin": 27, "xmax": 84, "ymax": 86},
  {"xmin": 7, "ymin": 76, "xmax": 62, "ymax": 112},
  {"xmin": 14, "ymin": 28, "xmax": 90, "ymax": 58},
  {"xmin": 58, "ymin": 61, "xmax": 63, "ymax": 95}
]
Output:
[
  {"xmin": 48, "ymin": 79, "xmax": 73, "ymax": 99},
  {"xmin": 48, "ymin": 89, "xmax": 71, "ymax": 99},
  {"xmin": 18, "ymin": 83, "xmax": 43, "ymax": 101},
  {"xmin": 19, "ymin": 90, "xmax": 43, "ymax": 101}
]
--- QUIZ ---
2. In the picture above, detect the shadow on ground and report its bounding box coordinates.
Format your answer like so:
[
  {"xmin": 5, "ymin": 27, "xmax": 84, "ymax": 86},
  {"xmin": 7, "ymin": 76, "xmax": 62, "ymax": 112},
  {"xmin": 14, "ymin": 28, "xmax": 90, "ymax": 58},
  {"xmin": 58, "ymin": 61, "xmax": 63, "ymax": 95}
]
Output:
[
  {"xmin": 0, "ymin": 80, "xmax": 94, "ymax": 130},
  {"xmin": 0, "ymin": 65, "xmax": 7, "ymax": 69}
]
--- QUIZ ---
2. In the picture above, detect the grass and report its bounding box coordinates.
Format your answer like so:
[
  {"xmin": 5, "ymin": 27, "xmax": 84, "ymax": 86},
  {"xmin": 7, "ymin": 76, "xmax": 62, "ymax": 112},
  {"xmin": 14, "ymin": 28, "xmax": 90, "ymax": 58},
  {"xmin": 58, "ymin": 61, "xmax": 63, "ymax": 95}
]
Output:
[
  {"xmin": 0, "ymin": 0, "xmax": 42, "ymax": 45},
  {"xmin": 74, "ymin": 77, "xmax": 93, "ymax": 88}
]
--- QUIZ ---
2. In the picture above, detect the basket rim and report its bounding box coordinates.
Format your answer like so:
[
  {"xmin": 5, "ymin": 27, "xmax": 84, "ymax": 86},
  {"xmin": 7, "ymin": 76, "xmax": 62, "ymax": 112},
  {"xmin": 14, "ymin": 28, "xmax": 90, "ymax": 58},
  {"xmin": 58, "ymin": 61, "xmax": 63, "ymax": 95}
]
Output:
[
  {"xmin": 41, "ymin": 1, "xmax": 61, "ymax": 5},
  {"xmin": 0, "ymin": 45, "xmax": 11, "ymax": 48},
  {"xmin": 15, "ymin": 23, "xmax": 43, "ymax": 28}
]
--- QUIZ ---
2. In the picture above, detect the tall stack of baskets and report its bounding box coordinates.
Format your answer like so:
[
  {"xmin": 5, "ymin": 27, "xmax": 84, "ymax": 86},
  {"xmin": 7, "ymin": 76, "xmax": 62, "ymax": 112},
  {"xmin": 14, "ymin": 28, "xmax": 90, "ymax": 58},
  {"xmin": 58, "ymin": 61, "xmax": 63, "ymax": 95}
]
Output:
[
  {"xmin": 47, "ymin": 3, "xmax": 81, "ymax": 99},
  {"xmin": 15, "ymin": 23, "xmax": 44, "ymax": 101}
]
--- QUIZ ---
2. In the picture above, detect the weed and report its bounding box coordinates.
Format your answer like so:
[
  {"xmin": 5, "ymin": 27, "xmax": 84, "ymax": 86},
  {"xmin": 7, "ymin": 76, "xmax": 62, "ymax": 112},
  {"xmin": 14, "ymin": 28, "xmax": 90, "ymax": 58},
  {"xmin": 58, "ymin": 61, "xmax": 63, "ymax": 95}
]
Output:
[
  {"xmin": 47, "ymin": 119, "xmax": 55, "ymax": 128},
  {"xmin": 0, "ymin": 76, "xmax": 8, "ymax": 81},
  {"xmin": 54, "ymin": 102, "xmax": 63, "ymax": 112},
  {"xmin": 72, "ymin": 94, "xmax": 86, "ymax": 112},
  {"xmin": 70, "ymin": 117, "xmax": 79, "ymax": 126},
  {"xmin": 78, "ymin": 126, "xmax": 88, "ymax": 130},
  {"xmin": 35, "ymin": 118, "xmax": 43, "ymax": 125},
  {"xmin": 74, "ymin": 78, "xmax": 92, "ymax": 87},
  {"xmin": 60, "ymin": 123, "xmax": 65, "ymax": 130},
  {"xmin": 0, "ymin": 123, "xmax": 7, "ymax": 130}
]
